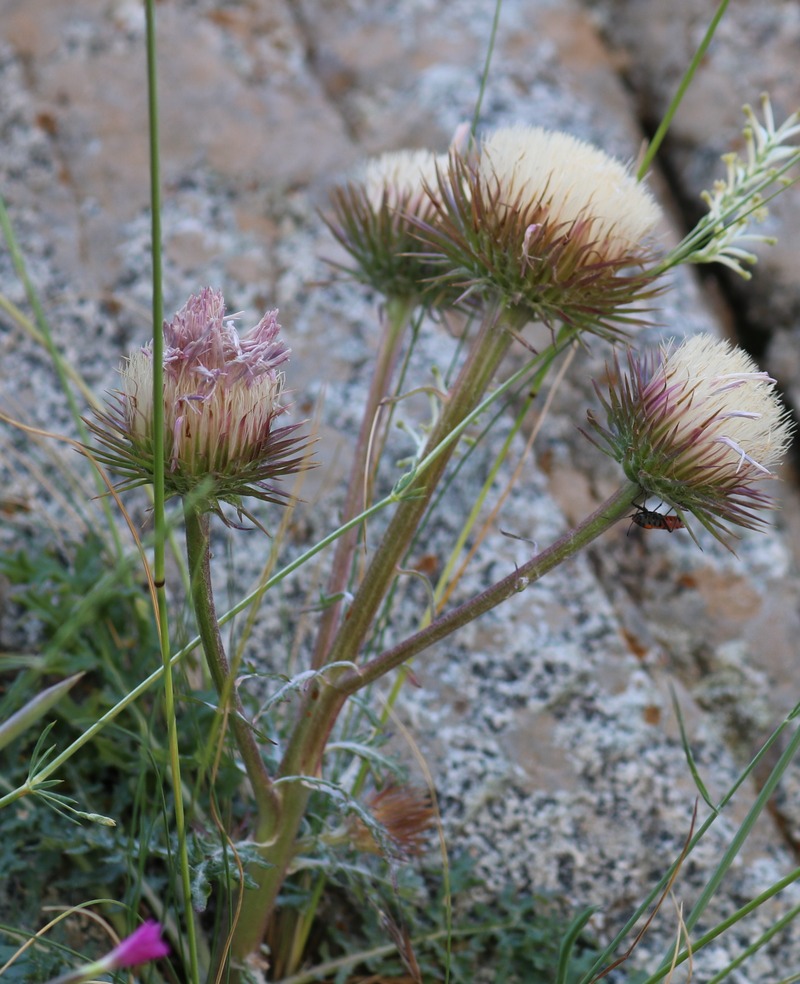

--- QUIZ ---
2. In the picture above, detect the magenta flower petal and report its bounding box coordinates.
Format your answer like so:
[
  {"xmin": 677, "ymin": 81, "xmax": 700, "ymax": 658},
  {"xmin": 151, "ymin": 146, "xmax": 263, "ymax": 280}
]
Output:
[{"xmin": 106, "ymin": 920, "xmax": 170, "ymax": 969}]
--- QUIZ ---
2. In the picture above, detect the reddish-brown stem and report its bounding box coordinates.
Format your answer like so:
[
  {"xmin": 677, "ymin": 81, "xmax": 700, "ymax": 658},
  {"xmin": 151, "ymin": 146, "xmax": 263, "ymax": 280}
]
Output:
[
  {"xmin": 320, "ymin": 303, "xmax": 514, "ymax": 673},
  {"xmin": 338, "ymin": 481, "xmax": 640, "ymax": 694},
  {"xmin": 311, "ymin": 296, "xmax": 413, "ymax": 669}
]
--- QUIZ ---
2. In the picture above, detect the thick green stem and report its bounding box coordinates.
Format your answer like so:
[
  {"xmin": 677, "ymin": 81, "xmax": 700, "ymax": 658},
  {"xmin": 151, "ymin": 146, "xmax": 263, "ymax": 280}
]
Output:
[
  {"xmin": 183, "ymin": 504, "xmax": 279, "ymax": 825},
  {"xmin": 311, "ymin": 295, "xmax": 413, "ymax": 669},
  {"xmin": 323, "ymin": 303, "xmax": 514, "ymax": 672},
  {"xmin": 231, "ymin": 304, "xmax": 515, "ymax": 962},
  {"xmin": 230, "ymin": 681, "xmax": 346, "ymax": 966}
]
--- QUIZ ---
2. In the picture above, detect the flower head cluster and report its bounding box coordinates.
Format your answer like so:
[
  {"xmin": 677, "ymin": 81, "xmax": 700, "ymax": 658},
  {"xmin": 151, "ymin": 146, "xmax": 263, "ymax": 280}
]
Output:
[
  {"xmin": 415, "ymin": 125, "xmax": 663, "ymax": 336},
  {"xmin": 587, "ymin": 333, "xmax": 794, "ymax": 544},
  {"xmin": 672, "ymin": 95, "xmax": 800, "ymax": 277},
  {"xmin": 326, "ymin": 148, "xmax": 448, "ymax": 304},
  {"xmin": 88, "ymin": 288, "xmax": 309, "ymax": 522}
]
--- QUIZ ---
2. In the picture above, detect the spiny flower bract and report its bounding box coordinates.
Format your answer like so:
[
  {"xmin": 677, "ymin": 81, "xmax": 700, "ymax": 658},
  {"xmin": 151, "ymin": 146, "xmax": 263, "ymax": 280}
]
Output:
[
  {"xmin": 87, "ymin": 288, "xmax": 309, "ymax": 524},
  {"xmin": 415, "ymin": 125, "xmax": 663, "ymax": 337},
  {"xmin": 587, "ymin": 333, "xmax": 794, "ymax": 545},
  {"xmin": 326, "ymin": 148, "xmax": 449, "ymax": 304},
  {"xmin": 347, "ymin": 785, "xmax": 434, "ymax": 859}
]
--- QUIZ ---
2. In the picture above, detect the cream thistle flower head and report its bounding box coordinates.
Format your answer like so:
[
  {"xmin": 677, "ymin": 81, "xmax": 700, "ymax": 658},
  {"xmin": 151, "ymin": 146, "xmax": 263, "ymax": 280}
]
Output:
[
  {"xmin": 326, "ymin": 148, "xmax": 449, "ymax": 304},
  {"xmin": 416, "ymin": 125, "xmax": 663, "ymax": 336},
  {"xmin": 88, "ymin": 288, "xmax": 308, "ymax": 524},
  {"xmin": 587, "ymin": 333, "xmax": 794, "ymax": 544}
]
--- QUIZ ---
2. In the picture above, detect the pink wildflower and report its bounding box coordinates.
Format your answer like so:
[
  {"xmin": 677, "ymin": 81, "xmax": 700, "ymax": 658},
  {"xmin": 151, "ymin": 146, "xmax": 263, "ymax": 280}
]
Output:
[{"xmin": 103, "ymin": 920, "xmax": 170, "ymax": 969}]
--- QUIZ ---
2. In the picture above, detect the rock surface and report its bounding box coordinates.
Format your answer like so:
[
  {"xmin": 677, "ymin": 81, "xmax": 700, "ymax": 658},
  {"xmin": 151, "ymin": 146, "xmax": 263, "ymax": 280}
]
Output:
[{"xmin": 1, "ymin": 1, "xmax": 800, "ymax": 981}]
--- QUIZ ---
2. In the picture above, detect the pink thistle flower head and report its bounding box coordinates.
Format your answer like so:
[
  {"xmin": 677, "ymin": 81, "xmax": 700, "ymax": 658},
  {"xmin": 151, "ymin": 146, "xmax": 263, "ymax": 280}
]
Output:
[
  {"xmin": 416, "ymin": 125, "xmax": 663, "ymax": 337},
  {"xmin": 102, "ymin": 920, "xmax": 170, "ymax": 970},
  {"xmin": 87, "ymin": 288, "xmax": 310, "ymax": 525},
  {"xmin": 326, "ymin": 147, "xmax": 451, "ymax": 306},
  {"xmin": 587, "ymin": 333, "xmax": 795, "ymax": 545}
]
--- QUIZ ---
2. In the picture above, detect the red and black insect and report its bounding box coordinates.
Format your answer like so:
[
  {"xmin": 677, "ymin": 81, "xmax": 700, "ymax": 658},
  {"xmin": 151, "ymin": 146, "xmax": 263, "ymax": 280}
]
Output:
[{"xmin": 628, "ymin": 506, "xmax": 685, "ymax": 533}]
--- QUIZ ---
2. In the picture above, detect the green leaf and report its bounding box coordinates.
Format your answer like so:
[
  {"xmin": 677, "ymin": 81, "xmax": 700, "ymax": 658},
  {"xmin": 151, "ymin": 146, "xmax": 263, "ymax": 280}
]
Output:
[{"xmin": 0, "ymin": 673, "xmax": 84, "ymax": 753}]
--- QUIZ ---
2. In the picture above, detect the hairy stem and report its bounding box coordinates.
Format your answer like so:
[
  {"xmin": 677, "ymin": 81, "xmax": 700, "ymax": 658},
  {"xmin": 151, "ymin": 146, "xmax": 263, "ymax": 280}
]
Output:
[
  {"xmin": 234, "ymin": 480, "xmax": 640, "ymax": 965},
  {"xmin": 231, "ymin": 303, "xmax": 515, "ymax": 958},
  {"xmin": 183, "ymin": 504, "xmax": 279, "ymax": 826},
  {"xmin": 340, "ymin": 481, "xmax": 641, "ymax": 694}
]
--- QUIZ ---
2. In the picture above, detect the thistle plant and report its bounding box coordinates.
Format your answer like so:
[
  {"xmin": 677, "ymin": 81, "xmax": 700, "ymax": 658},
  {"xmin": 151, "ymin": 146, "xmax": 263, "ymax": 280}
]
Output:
[
  {"xmin": 5, "ymin": 4, "xmax": 800, "ymax": 982},
  {"xmin": 88, "ymin": 288, "xmax": 313, "ymax": 922},
  {"xmin": 17, "ymin": 120, "xmax": 799, "ymax": 979},
  {"xmin": 326, "ymin": 147, "xmax": 449, "ymax": 305},
  {"xmin": 87, "ymin": 287, "xmax": 308, "ymax": 526}
]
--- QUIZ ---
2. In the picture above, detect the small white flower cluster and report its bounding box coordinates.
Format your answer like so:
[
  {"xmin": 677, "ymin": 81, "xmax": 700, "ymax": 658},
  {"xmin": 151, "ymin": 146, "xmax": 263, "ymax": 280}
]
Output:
[{"xmin": 680, "ymin": 95, "xmax": 800, "ymax": 277}]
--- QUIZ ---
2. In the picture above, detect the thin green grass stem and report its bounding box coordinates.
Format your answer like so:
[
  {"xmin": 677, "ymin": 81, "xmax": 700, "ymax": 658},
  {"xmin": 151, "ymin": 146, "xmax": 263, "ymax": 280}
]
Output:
[
  {"xmin": 286, "ymin": 872, "xmax": 327, "ymax": 974},
  {"xmin": 0, "ymin": 197, "xmax": 126, "ymax": 559},
  {"xmin": 655, "ymin": 720, "xmax": 800, "ymax": 972},
  {"xmin": 143, "ymin": 2, "xmax": 198, "ymax": 979},
  {"xmin": 0, "ymin": 293, "xmax": 99, "ymax": 407},
  {"xmin": 637, "ymin": 0, "xmax": 732, "ymax": 180},
  {"xmin": 430, "ymin": 343, "xmax": 563, "ymax": 615},
  {"xmin": 579, "ymin": 712, "xmax": 796, "ymax": 982},
  {"xmin": 470, "ymin": 0, "xmax": 502, "ymax": 140},
  {"xmin": 644, "ymin": 864, "xmax": 800, "ymax": 983},
  {"xmin": 705, "ymin": 897, "xmax": 800, "ymax": 984},
  {"xmin": 0, "ymin": 198, "xmax": 89, "ymax": 442},
  {"xmin": 428, "ymin": 396, "xmax": 527, "ymax": 614},
  {"xmin": 273, "ymin": 912, "xmax": 540, "ymax": 984}
]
